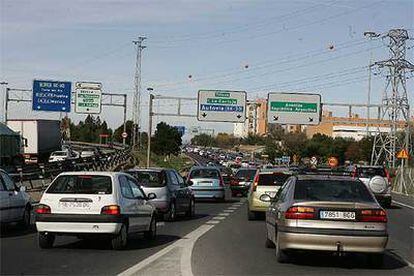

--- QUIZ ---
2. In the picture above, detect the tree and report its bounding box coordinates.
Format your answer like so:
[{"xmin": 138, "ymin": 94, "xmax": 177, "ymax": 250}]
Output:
[
  {"xmin": 215, "ymin": 133, "xmax": 239, "ymax": 148},
  {"xmin": 191, "ymin": 134, "xmax": 216, "ymax": 147},
  {"xmin": 151, "ymin": 122, "xmax": 182, "ymax": 156}
]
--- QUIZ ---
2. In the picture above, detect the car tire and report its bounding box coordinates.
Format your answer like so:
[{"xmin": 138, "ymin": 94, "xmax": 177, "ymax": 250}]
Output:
[
  {"xmin": 111, "ymin": 224, "xmax": 128, "ymax": 250},
  {"xmin": 247, "ymin": 208, "xmax": 257, "ymax": 221},
  {"xmin": 275, "ymin": 231, "xmax": 289, "ymax": 263},
  {"xmin": 164, "ymin": 201, "xmax": 177, "ymax": 221},
  {"xmin": 367, "ymin": 253, "xmax": 384, "ymax": 267},
  {"xmin": 19, "ymin": 205, "xmax": 31, "ymax": 229},
  {"xmin": 144, "ymin": 217, "xmax": 157, "ymax": 240},
  {"xmin": 185, "ymin": 198, "xmax": 195, "ymax": 218},
  {"xmin": 38, "ymin": 232, "xmax": 55, "ymax": 249}
]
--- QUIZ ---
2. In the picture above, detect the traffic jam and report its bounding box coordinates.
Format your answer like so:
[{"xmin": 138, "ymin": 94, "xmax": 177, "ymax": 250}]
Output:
[{"xmin": 0, "ymin": 146, "xmax": 400, "ymax": 270}]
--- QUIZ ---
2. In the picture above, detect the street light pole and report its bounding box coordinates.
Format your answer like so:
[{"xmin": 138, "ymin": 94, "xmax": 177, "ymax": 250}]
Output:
[
  {"xmin": 0, "ymin": 81, "xmax": 8, "ymax": 123},
  {"xmin": 146, "ymin": 88, "xmax": 154, "ymax": 168}
]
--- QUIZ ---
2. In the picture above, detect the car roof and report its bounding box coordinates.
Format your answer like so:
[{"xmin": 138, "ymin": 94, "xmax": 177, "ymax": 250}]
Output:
[
  {"xmin": 190, "ymin": 166, "xmax": 220, "ymax": 170},
  {"xmin": 57, "ymin": 171, "xmax": 124, "ymax": 177},
  {"xmin": 354, "ymin": 165, "xmax": 384, "ymax": 169},
  {"xmin": 295, "ymin": 174, "xmax": 359, "ymax": 182},
  {"xmin": 127, "ymin": 167, "xmax": 166, "ymax": 172}
]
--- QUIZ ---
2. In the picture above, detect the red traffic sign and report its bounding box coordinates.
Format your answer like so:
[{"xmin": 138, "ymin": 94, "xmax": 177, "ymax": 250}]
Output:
[
  {"xmin": 121, "ymin": 132, "xmax": 128, "ymax": 139},
  {"xmin": 328, "ymin": 157, "xmax": 339, "ymax": 168}
]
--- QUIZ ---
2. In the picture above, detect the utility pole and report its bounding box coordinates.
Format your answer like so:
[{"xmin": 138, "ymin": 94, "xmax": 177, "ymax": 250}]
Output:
[
  {"xmin": 132, "ymin": 36, "xmax": 146, "ymax": 150},
  {"xmin": 370, "ymin": 29, "xmax": 413, "ymax": 168}
]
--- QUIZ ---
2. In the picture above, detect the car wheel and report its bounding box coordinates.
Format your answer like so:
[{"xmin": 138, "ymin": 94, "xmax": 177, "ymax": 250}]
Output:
[
  {"xmin": 19, "ymin": 205, "xmax": 31, "ymax": 228},
  {"xmin": 186, "ymin": 198, "xmax": 195, "ymax": 218},
  {"xmin": 275, "ymin": 231, "xmax": 289, "ymax": 263},
  {"xmin": 144, "ymin": 217, "xmax": 157, "ymax": 240},
  {"xmin": 247, "ymin": 208, "xmax": 257, "ymax": 221},
  {"xmin": 164, "ymin": 201, "xmax": 177, "ymax": 221},
  {"xmin": 38, "ymin": 232, "xmax": 55, "ymax": 249},
  {"xmin": 367, "ymin": 253, "xmax": 384, "ymax": 267},
  {"xmin": 111, "ymin": 224, "xmax": 128, "ymax": 250}
]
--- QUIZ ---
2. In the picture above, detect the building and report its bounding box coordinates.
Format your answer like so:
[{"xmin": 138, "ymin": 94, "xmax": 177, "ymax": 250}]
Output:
[
  {"xmin": 233, "ymin": 99, "xmax": 267, "ymax": 138},
  {"xmin": 306, "ymin": 111, "xmax": 406, "ymax": 141}
]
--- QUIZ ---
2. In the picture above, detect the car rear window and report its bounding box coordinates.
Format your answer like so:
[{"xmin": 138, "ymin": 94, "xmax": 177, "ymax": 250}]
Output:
[
  {"xmin": 128, "ymin": 171, "xmax": 166, "ymax": 187},
  {"xmin": 190, "ymin": 169, "xmax": 220, "ymax": 179},
  {"xmin": 258, "ymin": 173, "xmax": 290, "ymax": 186},
  {"xmin": 294, "ymin": 180, "xmax": 375, "ymax": 202},
  {"xmin": 357, "ymin": 167, "xmax": 386, "ymax": 178},
  {"xmin": 235, "ymin": 169, "xmax": 257, "ymax": 181},
  {"xmin": 46, "ymin": 175, "xmax": 112, "ymax": 194}
]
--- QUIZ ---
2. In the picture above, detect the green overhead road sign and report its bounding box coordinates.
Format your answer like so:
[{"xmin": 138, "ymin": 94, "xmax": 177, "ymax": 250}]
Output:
[
  {"xmin": 75, "ymin": 82, "xmax": 102, "ymax": 114},
  {"xmin": 198, "ymin": 90, "xmax": 246, "ymax": 122},
  {"xmin": 267, "ymin": 93, "xmax": 321, "ymax": 125}
]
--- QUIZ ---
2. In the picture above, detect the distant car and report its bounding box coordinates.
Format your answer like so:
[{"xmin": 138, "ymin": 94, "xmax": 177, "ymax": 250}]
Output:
[
  {"xmin": 0, "ymin": 169, "xmax": 31, "ymax": 227},
  {"xmin": 187, "ymin": 166, "xmax": 229, "ymax": 201},
  {"xmin": 247, "ymin": 168, "xmax": 292, "ymax": 220},
  {"xmin": 231, "ymin": 168, "xmax": 257, "ymax": 197},
  {"xmin": 126, "ymin": 168, "xmax": 195, "ymax": 221},
  {"xmin": 35, "ymin": 172, "xmax": 157, "ymax": 250},
  {"xmin": 262, "ymin": 174, "xmax": 388, "ymax": 266},
  {"xmin": 80, "ymin": 149, "xmax": 95, "ymax": 159},
  {"xmin": 352, "ymin": 165, "xmax": 392, "ymax": 208},
  {"xmin": 48, "ymin": 150, "xmax": 77, "ymax": 163}
]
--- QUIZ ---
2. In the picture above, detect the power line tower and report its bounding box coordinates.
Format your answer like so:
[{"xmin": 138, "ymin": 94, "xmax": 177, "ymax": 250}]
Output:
[
  {"xmin": 132, "ymin": 36, "xmax": 146, "ymax": 150},
  {"xmin": 371, "ymin": 29, "xmax": 414, "ymax": 168}
]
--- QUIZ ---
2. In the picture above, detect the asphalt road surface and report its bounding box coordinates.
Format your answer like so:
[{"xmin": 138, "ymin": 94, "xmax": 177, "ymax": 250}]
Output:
[{"xmin": 1, "ymin": 197, "xmax": 413, "ymax": 275}]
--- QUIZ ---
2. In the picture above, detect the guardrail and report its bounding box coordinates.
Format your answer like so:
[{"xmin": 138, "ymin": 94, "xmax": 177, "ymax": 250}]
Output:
[{"xmin": 4, "ymin": 149, "xmax": 132, "ymax": 192}]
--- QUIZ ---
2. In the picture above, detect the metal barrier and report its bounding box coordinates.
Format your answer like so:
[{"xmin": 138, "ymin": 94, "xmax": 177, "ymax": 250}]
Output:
[{"xmin": 4, "ymin": 149, "xmax": 132, "ymax": 192}]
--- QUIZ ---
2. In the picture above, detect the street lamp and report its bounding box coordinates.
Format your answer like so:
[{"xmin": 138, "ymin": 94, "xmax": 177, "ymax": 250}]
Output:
[
  {"xmin": 146, "ymin": 87, "xmax": 154, "ymax": 168},
  {"xmin": 0, "ymin": 81, "xmax": 8, "ymax": 123}
]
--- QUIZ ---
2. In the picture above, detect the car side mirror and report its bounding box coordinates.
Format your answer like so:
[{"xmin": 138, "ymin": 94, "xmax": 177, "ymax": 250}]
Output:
[
  {"xmin": 19, "ymin": 186, "xmax": 26, "ymax": 192},
  {"xmin": 187, "ymin": 180, "xmax": 193, "ymax": 186},
  {"xmin": 259, "ymin": 194, "xmax": 272, "ymax": 202},
  {"xmin": 147, "ymin": 193, "xmax": 156, "ymax": 200}
]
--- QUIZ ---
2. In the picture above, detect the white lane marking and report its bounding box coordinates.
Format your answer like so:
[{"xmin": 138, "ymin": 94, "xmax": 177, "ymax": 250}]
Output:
[
  {"xmin": 119, "ymin": 224, "xmax": 215, "ymax": 276},
  {"xmin": 205, "ymin": 220, "xmax": 221, "ymax": 224},
  {"xmin": 228, "ymin": 207, "xmax": 238, "ymax": 210},
  {"xmin": 392, "ymin": 200, "xmax": 414, "ymax": 210},
  {"xmin": 211, "ymin": 216, "xmax": 226, "ymax": 220},
  {"xmin": 218, "ymin": 213, "xmax": 230, "ymax": 216},
  {"xmin": 222, "ymin": 210, "xmax": 235, "ymax": 213},
  {"xmin": 409, "ymin": 226, "xmax": 414, "ymax": 230},
  {"xmin": 386, "ymin": 251, "xmax": 414, "ymax": 269},
  {"xmin": 156, "ymin": 222, "xmax": 165, "ymax": 227}
]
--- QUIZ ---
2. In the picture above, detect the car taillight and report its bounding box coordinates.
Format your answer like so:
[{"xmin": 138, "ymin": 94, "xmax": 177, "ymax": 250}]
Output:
[
  {"xmin": 285, "ymin": 206, "xmax": 315, "ymax": 219},
  {"xmin": 35, "ymin": 204, "xmax": 51, "ymax": 214},
  {"xmin": 101, "ymin": 205, "xmax": 121, "ymax": 215},
  {"xmin": 252, "ymin": 173, "xmax": 259, "ymax": 192},
  {"xmin": 360, "ymin": 209, "xmax": 387, "ymax": 222}
]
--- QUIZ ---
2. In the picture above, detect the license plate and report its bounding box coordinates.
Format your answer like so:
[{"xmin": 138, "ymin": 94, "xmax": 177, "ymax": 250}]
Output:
[
  {"xmin": 59, "ymin": 202, "xmax": 91, "ymax": 209},
  {"xmin": 265, "ymin": 191, "xmax": 276, "ymax": 197},
  {"xmin": 320, "ymin": 211, "xmax": 355, "ymax": 220},
  {"xmin": 199, "ymin": 181, "xmax": 213, "ymax": 186}
]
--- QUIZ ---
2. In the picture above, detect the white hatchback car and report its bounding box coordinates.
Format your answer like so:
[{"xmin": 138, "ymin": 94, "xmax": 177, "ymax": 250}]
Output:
[{"xmin": 35, "ymin": 172, "xmax": 157, "ymax": 250}]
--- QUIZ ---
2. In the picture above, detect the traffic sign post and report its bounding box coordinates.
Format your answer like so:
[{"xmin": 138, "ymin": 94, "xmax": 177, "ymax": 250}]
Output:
[
  {"xmin": 267, "ymin": 93, "xmax": 321, "ymax": 125},
  {"xmin": 121, "ymin": 132, "xmax": 128, "ymax": 139},
  {"xmin": 75, "ymin": 82, "xmax": 102, "ymax": 114},
  {"xmin": 32, "ymin": 80, "xmax": 71, "ymax": 112},
  {"xmin": 197, "ymin": 90, "xmax": 246, "ymax": 122}
]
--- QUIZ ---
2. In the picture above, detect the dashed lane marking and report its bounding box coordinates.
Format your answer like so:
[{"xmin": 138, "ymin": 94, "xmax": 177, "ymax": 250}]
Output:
[
  {"xmin": 211, "ymin": 216, "xmax": 226, "ymax": 220},
  {"xmin": 392, "ymin": 200, "xmax": 414, "ymax": 210},
  {"xmin": 217, "ymin": 213, "xmax": 230, "ymax": 216}
]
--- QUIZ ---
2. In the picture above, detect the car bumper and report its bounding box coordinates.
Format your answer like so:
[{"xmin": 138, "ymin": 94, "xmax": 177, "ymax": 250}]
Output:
[
  {"xmin": 279, "ymin": 231, "xmax": 388, "ymax": 253},
  {"xmin": 36, "ymin": 222, "xmax": 122, "ymax": 234},
  {"xmin": 231, "ymin": 186, "xmax": 249, "ymax": 193},
  {"xmin": 192, "ymin": 188, "xmax": 225, "ymax": 199}
]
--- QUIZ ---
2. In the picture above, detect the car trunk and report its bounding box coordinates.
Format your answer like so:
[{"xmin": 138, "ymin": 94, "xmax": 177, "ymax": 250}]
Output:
[{"xmin": 42, "ymin": 193, "xmax": 114, "ymax": 214}]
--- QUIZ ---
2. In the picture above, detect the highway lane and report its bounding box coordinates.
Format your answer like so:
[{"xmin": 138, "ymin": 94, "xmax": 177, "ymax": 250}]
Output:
[
  {"xmin": 0, "ymin": 201, "xmax": 238, "ymax": 275},
  {"xmin": 192, "ymin": 201, "xmax": 414, "ymax": 275}
]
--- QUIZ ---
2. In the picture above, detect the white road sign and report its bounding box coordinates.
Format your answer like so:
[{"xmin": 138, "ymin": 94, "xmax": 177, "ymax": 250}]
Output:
[
  {"xmin": 197, "ymin": 90, "xmax": 246, "ymax": 123},
  {"xmin": 75, "ymin": 82, "xmax": 102, "ymax": 114},
  {"xmin": 267, "ymin": 93, "xmax": 321, "ymax": 125}
]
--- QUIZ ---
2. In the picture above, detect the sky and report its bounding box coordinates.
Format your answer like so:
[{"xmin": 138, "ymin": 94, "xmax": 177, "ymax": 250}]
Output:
[{"xmin": 1, "ymin": 0, "xmax": 413, "ymax": 139}]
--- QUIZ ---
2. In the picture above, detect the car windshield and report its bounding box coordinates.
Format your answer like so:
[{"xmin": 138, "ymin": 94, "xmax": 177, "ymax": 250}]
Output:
[
  {"xmin": 294, "ymin": 179, "xmax": 375, "ymax": 202},
  {"xmin": 190, "ymin": 169, "xmax": 220, "ymax": 179},
  {"xmin": 128, "ymin": 171, "xmax": 166, "ymax": 187},
  {"xmin": 46, "ymin": 175, "xmax": 112, "ymax": 194},
  {"xmin": 258, "ymin": 173, "xmax": 290, "ymax": 186},
  {"xmin": 357, "ymin": 167, "xmax": 386, "ymax": 178},
  {"xmin": 235, "ymin": 169, "xmax": 257, "ymax": 180}
]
